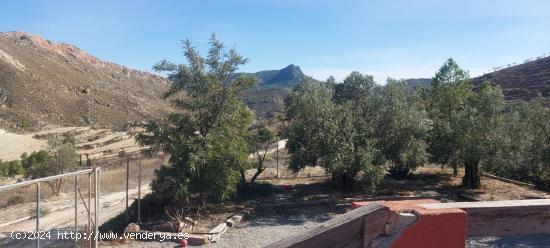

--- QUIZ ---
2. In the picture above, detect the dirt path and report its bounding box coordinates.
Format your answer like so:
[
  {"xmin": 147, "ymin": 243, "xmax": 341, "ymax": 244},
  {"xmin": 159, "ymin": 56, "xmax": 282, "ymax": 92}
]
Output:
[{"xmin": 0, "ymin": 183, "xmax": 150, "ymax": 237}]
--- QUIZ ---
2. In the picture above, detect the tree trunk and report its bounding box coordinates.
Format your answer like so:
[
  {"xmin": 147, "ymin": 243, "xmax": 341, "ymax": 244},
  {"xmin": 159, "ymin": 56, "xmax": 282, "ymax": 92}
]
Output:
[
  {"xmin": 331, "ymin": 173, "xmax": 342, "ymax": 191},
  {"xmin": 343, "ymin": 172, "xmax": 354, "ymax": 193},
  {"xmin": 331, "ymin": 172, "xmax": 355, "ymax": 193},
  {"xmin": 238, "ymin": 169, "xmax": 250, "ymax": 193},
  {"xmin": 453, "ymin": 164, "xmax": 458, "ymax": 177},
  {"xmin": 249, "ymin": 167, "xmax": 265, "ymax": 185},
  {"xmin": 462, "ymin": 159, "xmax": 480, "ymax": 189}
]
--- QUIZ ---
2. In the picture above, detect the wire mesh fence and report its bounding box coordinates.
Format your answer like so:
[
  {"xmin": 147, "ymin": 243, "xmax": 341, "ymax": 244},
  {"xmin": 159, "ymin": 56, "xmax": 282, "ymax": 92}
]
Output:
[{"xmin": 0, "ymin": 154, "xmax": 166, "ymax": 248}]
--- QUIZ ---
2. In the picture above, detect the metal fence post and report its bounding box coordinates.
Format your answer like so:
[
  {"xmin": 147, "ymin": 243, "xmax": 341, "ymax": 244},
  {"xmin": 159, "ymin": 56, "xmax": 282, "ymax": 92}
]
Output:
[
  {"xmin": 94, "ymin": 168, "xmax": 99, "ymax": 248},
  {"xmin": 138, "ymin": 155, "xmax": 142, "ymax": 223},
  {"xmin": 125, "ymin": 156, "xmax": 129, "ymax": 224},
  {"xmin": 36, "ymin": 182, "xmax": 40, "ymax": 248},
  {"xmin": 88, "ymin": 172, "xmax": 92, "ymax": 248},
  {"xmin": 0, "ymin": 168, "xmax": 96, "ymax": 248},
  {"xmin": 74, "ymin": 175, "xmax": 78, "ymax": 232}
]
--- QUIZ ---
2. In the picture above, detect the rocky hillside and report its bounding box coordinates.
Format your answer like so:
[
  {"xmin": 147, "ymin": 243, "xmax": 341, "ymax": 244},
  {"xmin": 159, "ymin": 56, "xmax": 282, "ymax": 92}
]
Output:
[
  {"xmin": 0, "ymin": 32, "xmax": 172, "ymax": 131},
  {"xmin": 473, "ymin": 56, "xmax": 550, "ymax": 101},
  {"xmin": 240, "ymin": 65, "xmax": 313, "ymax": 118},
  {"xmin": 251, "ymin": 64, "xmax": 305, "ymax": 89}
]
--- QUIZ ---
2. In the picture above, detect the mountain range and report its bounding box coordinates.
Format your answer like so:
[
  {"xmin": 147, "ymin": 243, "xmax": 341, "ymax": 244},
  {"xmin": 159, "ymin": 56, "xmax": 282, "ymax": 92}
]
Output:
[{"xmin": 1, "ymin": 31, "xmax": 548, "ymax": 131}]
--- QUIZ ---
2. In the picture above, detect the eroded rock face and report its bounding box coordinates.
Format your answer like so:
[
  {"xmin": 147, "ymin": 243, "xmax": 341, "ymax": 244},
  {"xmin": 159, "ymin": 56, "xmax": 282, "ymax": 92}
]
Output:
[
  {"xmin": 0, "ymin": 48, "xmax": 25, "ymax": 71},
  {"xmin": 0, "ymin": 88, "xmax": 10, "ymax": 106},
  {"xmin": 0, "ymin": 31, "xmax": 174, "ymax": 130},
  {"xmin": 0, "ymin": 32, "xmax": 165, "ymax": 83}
]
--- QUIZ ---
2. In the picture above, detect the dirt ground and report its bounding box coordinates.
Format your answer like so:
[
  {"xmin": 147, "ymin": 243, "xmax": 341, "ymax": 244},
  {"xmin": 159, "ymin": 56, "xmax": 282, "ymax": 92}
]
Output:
[
  {"xmin": 103, "ymin": 164, "xmax": 550, "ymax": 248},
  {"xmin": 0, "ymin": 129, "xmax": 47, "ymax": 161},
  {"xmin": 372, "ymin": 166, "xmax": 550, "ymax": 202},
  {"xmin": 3, "ymin": 144, "xmax": 550, "ymax": 247}
]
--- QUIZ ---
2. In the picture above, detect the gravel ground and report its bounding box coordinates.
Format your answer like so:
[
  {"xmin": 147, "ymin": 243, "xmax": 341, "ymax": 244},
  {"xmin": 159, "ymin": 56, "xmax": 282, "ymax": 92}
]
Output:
[
  {"xmin": 204, "ymin": 205, "xmax": 338, "ymax": 248},
  {"xmin": 109, "ymin": 204, "xmax": 342, "ymax": 248},
  {"xmin": 101, "ymin": 209, "xmax": 550, "ymax": 248},
  {"xmin": 467, "ymin": 234, "xmax": 550, "ymax": 248}
]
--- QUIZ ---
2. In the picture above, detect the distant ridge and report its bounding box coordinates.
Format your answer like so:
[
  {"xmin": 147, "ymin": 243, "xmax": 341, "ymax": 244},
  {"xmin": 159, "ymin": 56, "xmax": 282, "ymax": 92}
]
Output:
[{"xmin": 473, "ymin": 56, "xmax": 550, "ymax": 101}]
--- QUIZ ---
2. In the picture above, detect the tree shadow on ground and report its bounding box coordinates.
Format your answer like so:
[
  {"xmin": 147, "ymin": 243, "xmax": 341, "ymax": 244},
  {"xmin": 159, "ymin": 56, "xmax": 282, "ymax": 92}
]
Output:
[
  {"xmin": 374, "ymin": 167, "xmax": 479, "ymax": 201},
  {"xmin": 246, "ymin": 204, "xmax": 345, "ymax": 228}
]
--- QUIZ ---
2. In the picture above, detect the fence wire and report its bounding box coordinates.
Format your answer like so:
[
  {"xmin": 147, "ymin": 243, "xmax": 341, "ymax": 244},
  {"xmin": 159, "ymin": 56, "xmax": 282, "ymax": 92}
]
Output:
[{"xmin": 0, "ymin": 154, "xmax": 165, "ymax": 248}]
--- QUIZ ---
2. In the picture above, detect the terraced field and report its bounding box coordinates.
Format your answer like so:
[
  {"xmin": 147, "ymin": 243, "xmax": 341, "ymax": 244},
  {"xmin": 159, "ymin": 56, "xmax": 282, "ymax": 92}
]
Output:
[{"xmin": 0, "ymin": 126, "xmax": 144, "ymax": 161}]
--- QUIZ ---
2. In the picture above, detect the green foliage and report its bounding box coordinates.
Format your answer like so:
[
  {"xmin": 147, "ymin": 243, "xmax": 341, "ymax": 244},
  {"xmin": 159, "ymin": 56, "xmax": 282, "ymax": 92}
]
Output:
[
  {"xmin": 22, "ymin": 136, "xmax": 79, "ymax": 195},
  {"xmin": 21, "ymin": 150, "xmax": 52, "ymax": 178},
  {"xmin": 242, "ymin": 126, "xmax": 276, "ymax": 187},
  {"xmin": 284, "ymin": 71, "xmax": 431, "ymax": 190},
  {"xmin": 138, "ymin": 34, "xmax": 256, "ymax": 205},
  {"xmin": 484, "ymin": 99, "xmax": 550, "ymax": 187},
  {"xmin": 375, "ymin": 79, "xmax": 429, "ymax": 179},
  {"xmin": 332, "ymin": 71, "xmax": 375, "ymax": 104},
  {"xmin": 29, "ymin": 207, "xmax": 49, "ymax": 219},
  {"xmin": 458, "ymin": 83, "xmax": 506, "ymax": 188},
  {"xmin": 20, "ymin": 150, "xmax": 50, "ymax": 171},
  {"xmin": 426, "ymin": 58, "xmax": 472, "ymax": 173},
  {"xmin": 0, "ymin": 160, "xmax": 24, "ymax": 177},
  {"xmin": 361, "ymin": 163, "xmax": 386, "ymax": 194},
  {"xmin": 427, "ymin": 59, "xmax": 507, "ymax": 188},
  {"xmin": 433, "ymin": 58, "xmax": 470, "ymax": 86},
  {"xmin": 284, "ymin": 75, "xmax": 384, "ymax": 192}
]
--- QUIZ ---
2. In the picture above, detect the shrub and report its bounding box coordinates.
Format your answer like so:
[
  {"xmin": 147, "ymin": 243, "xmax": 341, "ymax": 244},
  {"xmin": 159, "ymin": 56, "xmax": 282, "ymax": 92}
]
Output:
[
  {"xmin": 29, "ymin": 207, "xmax": 49, "ymax": 219},
  {"xmin": 22, "ymin": 137, "xmax": 79, "ymax": 195},
  {"xmin": 7, "ymin": 195, "xmax": 25, "ymax": 205},
  {"xmin": 0, "ymin": 160, "xmax": 24, "ymax": 177},
  {"xmin": 361, "ymin": 164, "xmax": 386, "ymax": 194}
]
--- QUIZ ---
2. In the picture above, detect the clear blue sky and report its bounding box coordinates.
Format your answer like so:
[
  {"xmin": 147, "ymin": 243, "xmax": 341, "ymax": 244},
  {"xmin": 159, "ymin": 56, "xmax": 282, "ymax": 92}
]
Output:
[{"xmin": 2, "ymin": 0, "xmax": 550, "ymax": 83}]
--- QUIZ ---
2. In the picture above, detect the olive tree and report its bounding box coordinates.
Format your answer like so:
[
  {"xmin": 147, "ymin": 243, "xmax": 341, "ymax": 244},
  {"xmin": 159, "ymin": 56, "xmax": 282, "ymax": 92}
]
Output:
[
  {"xmin": 427, "ymin": 58, "xmax": 472, "ymax": 176},
  {"xmin": 284, "ymin": 77, "xmax": 382, "ymax": 192},
  {"xmin": 241, "ymin": 125, "xmax": 276, "ymax": 188},
  {"xmin": 427, "ymin": 59, "xmax": 507, "ymax": 188},
  {"xmin": 375, "ymin": 79, "xmax": 429, "ymax": 179},
  {"xmin": 485, "ymin": 99, "xmax": 550, "ymax": 185},
  {"xmin": 456, "ymin": 82, "xmax": 506, "ymax": 188}
]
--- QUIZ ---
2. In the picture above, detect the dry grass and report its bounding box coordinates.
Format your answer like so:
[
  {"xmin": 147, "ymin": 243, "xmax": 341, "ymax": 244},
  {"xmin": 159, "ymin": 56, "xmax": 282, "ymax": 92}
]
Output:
[
  {"xmin": 0, "ymin": 154, "xmax": 167, "ymax": 209},
  {"xmin": 374, "ymin": 166, "xmax": 550, "ymax": 201}
]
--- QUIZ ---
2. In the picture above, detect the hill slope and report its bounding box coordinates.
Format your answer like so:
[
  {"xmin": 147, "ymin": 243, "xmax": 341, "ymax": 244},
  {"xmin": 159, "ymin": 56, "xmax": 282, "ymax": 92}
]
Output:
[
  {"xmin": 473, "ymin": 56, "xmax": 550, "ymax": 101},
  {"xmin": 241, "ymin": 65, "xmax": 313, "ymax": 117},
  {"xmin": 0, "ymin": 32, "xmax": 172, "ymax": 131}
]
